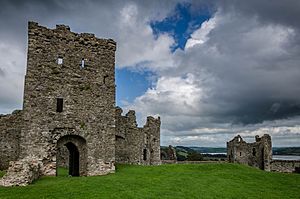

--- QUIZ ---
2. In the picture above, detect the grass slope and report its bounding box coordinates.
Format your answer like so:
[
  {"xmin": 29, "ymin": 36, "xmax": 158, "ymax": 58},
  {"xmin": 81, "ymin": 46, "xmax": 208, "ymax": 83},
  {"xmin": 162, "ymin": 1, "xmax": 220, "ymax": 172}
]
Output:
[{"xmin": 0, "ymin": 164, "xmax": 299, "ymax": 199}]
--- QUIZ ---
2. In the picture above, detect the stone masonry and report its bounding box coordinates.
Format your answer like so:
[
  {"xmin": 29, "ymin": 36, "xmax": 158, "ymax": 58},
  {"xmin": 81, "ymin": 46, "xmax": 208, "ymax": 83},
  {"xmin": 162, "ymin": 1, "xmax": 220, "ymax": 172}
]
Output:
[
  {"xmin": 0, "ymin": 22, "xmax": 161, "ymax": 186},
  {"xmin": 270, "ymin": 160, "xmax": 300, "ymax": 173},
  {"xmin": 115, "ymin": 107, "xmax": 161, "ymax": 165},
  {"xmin": 227, "ymin": 134, "xmax": 272, "ymax": 171},
  {"xmin": 0, "ymin": 110, "xmax": 23, "ymax": 170},
  {"xmin": 160, "ymin": 145, "xmax": 177, "ymax": 162}
]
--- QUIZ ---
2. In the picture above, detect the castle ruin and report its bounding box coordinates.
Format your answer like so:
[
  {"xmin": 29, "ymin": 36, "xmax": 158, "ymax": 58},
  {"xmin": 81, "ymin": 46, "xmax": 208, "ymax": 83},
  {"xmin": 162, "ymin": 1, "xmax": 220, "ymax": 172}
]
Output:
[
  {"xmin": 0, "ymin": 22, "xmax": 160, "ymax": 186},
  {"xmin": 227, "ymin": 134, "xmax": 300, "ymax": 173},
  {"xmin": 227, "ymin": 134, "xmax": 272, "ymax": 171}
]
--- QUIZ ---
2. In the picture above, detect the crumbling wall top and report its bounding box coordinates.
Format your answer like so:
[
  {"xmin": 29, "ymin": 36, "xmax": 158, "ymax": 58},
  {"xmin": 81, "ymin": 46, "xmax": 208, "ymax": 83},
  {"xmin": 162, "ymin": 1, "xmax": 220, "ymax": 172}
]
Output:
[{"xmin": 28, "ymin": 21, "xmax": 116, "ymax": 49}]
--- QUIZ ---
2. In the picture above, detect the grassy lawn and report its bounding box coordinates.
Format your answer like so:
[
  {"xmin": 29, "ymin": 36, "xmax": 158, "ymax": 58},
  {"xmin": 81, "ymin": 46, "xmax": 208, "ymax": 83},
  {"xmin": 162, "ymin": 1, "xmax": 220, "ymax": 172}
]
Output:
[{"xmin": 0, "ymin": 163, "xmax": 299, "ymax": 199}]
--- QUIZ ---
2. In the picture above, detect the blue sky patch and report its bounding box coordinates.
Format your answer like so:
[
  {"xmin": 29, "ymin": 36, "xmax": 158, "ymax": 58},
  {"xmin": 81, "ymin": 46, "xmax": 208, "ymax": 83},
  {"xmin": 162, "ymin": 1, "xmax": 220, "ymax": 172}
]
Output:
[
  {"xmin": 150, "ymin": 3, "xmax": 211, "ymax": 51},
  {"xmin": 116, "ymin": 67, "xmax": 157, "ymax": 107}
]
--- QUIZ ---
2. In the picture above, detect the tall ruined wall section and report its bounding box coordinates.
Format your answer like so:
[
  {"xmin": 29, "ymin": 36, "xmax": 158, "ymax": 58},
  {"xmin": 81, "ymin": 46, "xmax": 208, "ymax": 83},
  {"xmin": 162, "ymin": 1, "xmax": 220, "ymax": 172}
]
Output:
[
  {"xmin": 0, "ymin": 110, "xmax": 23, "ymax": 170},
  {"xmin": 115, "ymin": 107, "xmax": 161, "ymax": 165},
  {"xmin": 227, "ymin": 134, "xmax": 272, "ymax": 171},
  {"xmin": 20, "ymin": 22, "xmax": 116, "ymax": 176},
  {"xmin": 142, "ymin": 115, "xmax": 161, "ymax": 165}
]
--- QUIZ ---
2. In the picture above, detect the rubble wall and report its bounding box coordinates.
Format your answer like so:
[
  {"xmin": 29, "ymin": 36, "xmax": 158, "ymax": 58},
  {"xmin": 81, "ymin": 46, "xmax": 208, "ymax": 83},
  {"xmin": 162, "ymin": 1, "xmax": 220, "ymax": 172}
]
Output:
[
  {"xmin": 115, "ymin": 107, "xmax": 161, "ymax": 165},
  {"xmin": 271, "ymin": 160, "xmax": 300, "ymax": 173},
  {"xmin": 0, "ymin": 110, "xmax": 23, "ymax": 170}
]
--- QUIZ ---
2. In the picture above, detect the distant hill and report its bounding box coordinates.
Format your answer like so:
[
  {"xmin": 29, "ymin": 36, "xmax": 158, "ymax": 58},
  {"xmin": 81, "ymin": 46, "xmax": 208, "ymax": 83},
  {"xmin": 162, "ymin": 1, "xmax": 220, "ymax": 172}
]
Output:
[
  {"xmin": 189, "ymin": 147, "xmax": 226, "ymax": 153},
  {"xmin": 161, "ymin": 146, "xmax": 226, "ymax": 161},
  {"xmin": 273, "ymin": 147, "xmax": 300, "ymax": 156}
]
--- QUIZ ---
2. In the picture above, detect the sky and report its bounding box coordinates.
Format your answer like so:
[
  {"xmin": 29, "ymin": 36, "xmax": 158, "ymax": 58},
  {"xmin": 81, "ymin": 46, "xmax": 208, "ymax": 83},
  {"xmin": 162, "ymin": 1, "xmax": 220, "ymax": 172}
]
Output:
[{"xmin": 0, "ymin": 0, "xmax": 300, "ymax": 147}]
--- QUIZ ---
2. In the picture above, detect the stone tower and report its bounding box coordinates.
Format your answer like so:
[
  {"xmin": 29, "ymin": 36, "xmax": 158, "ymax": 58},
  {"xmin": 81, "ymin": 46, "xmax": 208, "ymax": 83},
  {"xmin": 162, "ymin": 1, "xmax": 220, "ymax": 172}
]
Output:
[
  {"xmin": 227, "ymin": 134, "xmax": 272, "ymax": 171},
  {"xmin": 21, "ymin": 21, "xmax": 116, "ymax": 176},
  {"xmin": 0, "ymin": 22, "xmax": 161, "ymax": 186}
]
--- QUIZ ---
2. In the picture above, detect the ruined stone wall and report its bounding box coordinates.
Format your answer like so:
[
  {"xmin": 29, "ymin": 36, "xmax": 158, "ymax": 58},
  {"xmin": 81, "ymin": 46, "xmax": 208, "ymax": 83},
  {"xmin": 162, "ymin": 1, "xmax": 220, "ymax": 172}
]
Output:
[
  {"xmin": 20, "ymin": 21, "xmax": 116, "ymax": 176},
  {"xmin": 160, "ymin": 145, "xmax": 177, "ymax": 162},
  {"xmin": 227, "ymin": 134, "xmax": 272, "ymax": 171},
  {"xmin": 271, "ymin": 160, "xmax": 300, "ymax": 173},
  {"xmin": 0, "ymin": 110, "xmax": 23, "ymax": 170},
  {"xmin": 115, "ymin": 107, "xmax": 161, "ymax": 165},
  {"xmin": 143, "ymin": 116, "xmax": 161, "ymax": 165}
]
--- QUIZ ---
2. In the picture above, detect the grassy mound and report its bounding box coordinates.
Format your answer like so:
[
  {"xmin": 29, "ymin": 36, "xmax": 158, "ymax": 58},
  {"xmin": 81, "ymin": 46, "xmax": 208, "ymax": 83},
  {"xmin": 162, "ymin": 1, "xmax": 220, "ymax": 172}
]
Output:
[{"xmin": 0, "ymin": 163, "xmax": 299, "ymax": 199}]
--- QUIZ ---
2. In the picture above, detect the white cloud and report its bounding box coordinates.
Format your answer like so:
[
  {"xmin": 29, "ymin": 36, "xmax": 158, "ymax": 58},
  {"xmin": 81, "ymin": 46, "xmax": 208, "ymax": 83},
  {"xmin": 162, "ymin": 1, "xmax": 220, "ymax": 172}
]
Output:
[
  {"xmin": 0, "ymin": 0, "xmax": 300, "ymax": 147},
  {"xmin": 116, "ymin": 3, "xmax": 175, "ymax": 69},
  {"xmin": 0, "ymin": 42, "xmax": 26, "ymax": 114},
  {"xmin": 185, "ymin": 16, "xmax": 217, "ymax": 49},
  {"xmin": 126, "ymin": 6, "xmax": 300, "ymax": 147},
  {"xmin": 128, "ymin": 73, "xmax": 203, "ymax": 117}
]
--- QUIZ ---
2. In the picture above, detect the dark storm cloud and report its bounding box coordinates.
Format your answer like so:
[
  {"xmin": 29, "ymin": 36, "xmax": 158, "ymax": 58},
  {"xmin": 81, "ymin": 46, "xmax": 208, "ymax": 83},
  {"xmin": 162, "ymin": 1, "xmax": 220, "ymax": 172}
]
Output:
[
  {"xmin": 127, "ymin": 0, "xmax": 300, "ymax": 147},
  {"xmin": 0, "ymin": 0, "xmax": 299, "ymax": 146},
  {"xmin": 168, "ymin": 1, "xmax": 300, "ymax": 125},
  {"xmin": 219, "ymin": 0, "xmax": 300, "ymax": 28}
]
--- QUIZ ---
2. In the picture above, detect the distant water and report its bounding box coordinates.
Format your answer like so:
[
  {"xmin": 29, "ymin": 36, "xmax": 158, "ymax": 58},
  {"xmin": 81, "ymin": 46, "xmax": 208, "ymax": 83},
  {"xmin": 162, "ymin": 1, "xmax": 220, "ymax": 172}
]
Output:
[
  {"xmin": 272, "ymin": 155, "xmax": 300, "ymax": 161},
  {"xmin": 205, "ymin": 154, "xmax": 300, "ymax": 160},
  {"xmin": 205, "ymin": 153, "xmax": 226, "ymax": 155}
]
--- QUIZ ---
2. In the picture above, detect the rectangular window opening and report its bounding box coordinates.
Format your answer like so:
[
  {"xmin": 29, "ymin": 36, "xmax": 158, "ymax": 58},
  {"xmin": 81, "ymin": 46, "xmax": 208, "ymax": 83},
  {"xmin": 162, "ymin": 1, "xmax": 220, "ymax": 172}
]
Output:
[
  {"xmin": 57, "ymin": 57, "xmax": 63, "ymax": 65},
  {"xmin": 143, "ymin": 149, "xmax": 147, "ymax": 161},
  {"xmin": 80, "ymin": 58, "xmax": 85, "ymax": 69},
  {"xmin": 56, "ymin": 98, "xmax": 63, "ymax": 112}
]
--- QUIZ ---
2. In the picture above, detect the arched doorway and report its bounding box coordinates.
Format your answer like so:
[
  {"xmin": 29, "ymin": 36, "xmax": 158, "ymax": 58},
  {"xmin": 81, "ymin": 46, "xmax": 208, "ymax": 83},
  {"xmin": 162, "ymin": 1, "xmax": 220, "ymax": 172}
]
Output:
[{"xmin": 56, "ymin": 135, "xmax": 87, "ymax": 176}]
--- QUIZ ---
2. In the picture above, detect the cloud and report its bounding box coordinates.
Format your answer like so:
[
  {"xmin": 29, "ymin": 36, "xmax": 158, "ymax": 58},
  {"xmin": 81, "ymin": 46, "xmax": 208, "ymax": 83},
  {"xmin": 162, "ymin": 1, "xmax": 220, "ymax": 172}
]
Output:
[
  {"xmin": 0, "ymin": 0, "xmax": 178, "ymax": 113},
  {"xmin": 0, "ymin": 42, "xmax": 26, "ymax": 113},
  {"xmin": 0, "ymin": 0, "xmax": 299, "ymax": 146},
  {"xmin": 185, "ymin": 16, "xmax": 217, "ymax": 48},
  {"xmin": 126, "ymin": 1, "xmax": 300, "ymax": 146}
]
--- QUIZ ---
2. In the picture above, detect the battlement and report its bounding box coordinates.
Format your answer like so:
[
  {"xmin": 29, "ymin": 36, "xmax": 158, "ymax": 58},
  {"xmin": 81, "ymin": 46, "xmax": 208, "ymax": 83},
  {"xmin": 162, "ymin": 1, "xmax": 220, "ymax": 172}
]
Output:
[
  {"xmin": 28, "ymin": 21, "xmax": 116, "ymax": 49},
  {"xmin": 115, "ymin": 106, "xmax": 161, "ymax": 165}
]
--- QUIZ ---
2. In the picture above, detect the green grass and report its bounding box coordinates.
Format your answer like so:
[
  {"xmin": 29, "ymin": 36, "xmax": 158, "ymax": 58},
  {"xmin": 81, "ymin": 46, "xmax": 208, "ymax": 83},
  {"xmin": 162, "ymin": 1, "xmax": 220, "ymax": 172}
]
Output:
[
  {"xmin": 0, "ymin": 163, "xmax": 299, "ymax": 199},
  {"xmin": 0, "ymin": 171, "xmax": 5, "ymax": 178}
]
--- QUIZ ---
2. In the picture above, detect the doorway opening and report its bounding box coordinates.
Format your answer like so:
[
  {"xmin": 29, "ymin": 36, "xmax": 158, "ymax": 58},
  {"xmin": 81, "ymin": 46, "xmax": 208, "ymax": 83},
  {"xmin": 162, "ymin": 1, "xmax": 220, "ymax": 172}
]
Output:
[
  {"xmin": 56, "ymin": 134, "xmax": 87, "ymax": 177},
  {"xmin": 66, "ymin": 142, "xmax": 79, "ymax": 176}
]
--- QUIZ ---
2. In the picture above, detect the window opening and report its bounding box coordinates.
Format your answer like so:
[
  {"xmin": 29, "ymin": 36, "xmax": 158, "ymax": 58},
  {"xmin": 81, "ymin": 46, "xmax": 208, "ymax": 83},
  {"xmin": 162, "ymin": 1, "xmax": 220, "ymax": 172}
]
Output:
[
  {"xmin": 240, "ymin": 152, "xmax": 242, "ymax": 156},
  {"xmin": 103, "ymin": 75, "xmax": 108, "ymax": 84},
  {"xmin": 80, "ymin": 58, "xmax": 85, "ymax": 69},
  {"xmin": 57, "ymin": 57, "xmax": 63, "ymax": 65},
  {"xmin": 252, "ymin": 148, "xmax": 256, "ymax": 156},
  {"xmin": 56, "ymin": 98, "xmax": 63, "ymax": 112},
  {"xmin": 143, "ymin": 149, "xmax": 147, "ymax": 161}
]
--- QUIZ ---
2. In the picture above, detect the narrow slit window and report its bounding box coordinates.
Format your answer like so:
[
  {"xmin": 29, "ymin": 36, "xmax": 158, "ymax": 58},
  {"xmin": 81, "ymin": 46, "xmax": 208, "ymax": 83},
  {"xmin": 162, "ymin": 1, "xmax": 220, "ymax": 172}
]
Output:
[
  {"xmin": 56, "ymin": 98, "xmax": 63, "ymax": 112},
  {"xmin": 252, "ymin": 148, "xmax": 256, "ymax": 157},
  {"xmin": 57, "ymin": 57, "xmax": 63, "ymax": 65},
  {"xmin": 103, "ymin": 75, "xmax": 108, "ymax": 85},
  {"xmin": 80, "ymin": 58, "xmax": 85, "ymax": 69},
  {"xmin": 143, "ymin": 149, "xmax": 147, "ymax": 161}
]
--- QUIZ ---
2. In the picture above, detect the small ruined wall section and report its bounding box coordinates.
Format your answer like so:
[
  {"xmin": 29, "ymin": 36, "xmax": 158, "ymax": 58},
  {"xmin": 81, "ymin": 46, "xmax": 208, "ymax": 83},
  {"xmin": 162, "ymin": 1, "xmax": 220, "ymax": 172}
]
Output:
[
  {"xmin": 0, "ymin": 110, "xmax": 23, "ymax": 170},
  {"xmin": 271, "ymin": 160, "xmax": 300, "ymax": 173},
  {"xmin": 115, "ymin": 107, "xmax": 161, "ymax": 165},
  {"xmin": 0, "ymin": 156, "xmax": 42, "ymax": 187},
  {"xmin": 227, "ymin": 134, "xmax": 272, "ymax": 171},
  {"xmin": 161, "ymin": 145, "xmax": 177, "ymax": 162}
]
